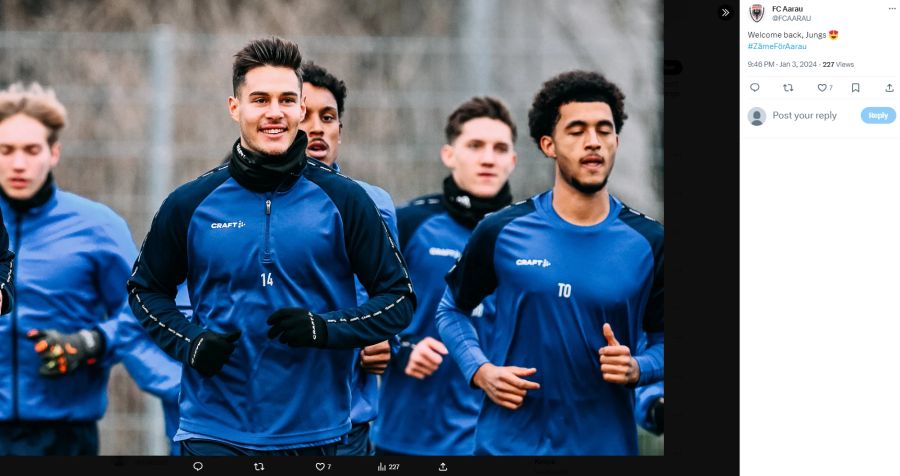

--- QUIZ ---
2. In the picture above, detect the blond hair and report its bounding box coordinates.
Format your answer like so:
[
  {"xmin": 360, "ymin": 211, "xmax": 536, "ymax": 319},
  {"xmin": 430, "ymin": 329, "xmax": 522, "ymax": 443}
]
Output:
[{"xmin": 0, "ymin": 82, "xmax": 67, "ymax": 145}]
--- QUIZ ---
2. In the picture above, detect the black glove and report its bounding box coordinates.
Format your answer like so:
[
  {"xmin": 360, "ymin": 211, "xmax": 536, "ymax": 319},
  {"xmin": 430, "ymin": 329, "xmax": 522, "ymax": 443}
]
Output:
[
  {"xmin": 649, "ymin": 397, "xmax": 664, "ymax": 435},
  {"xmin": 189, "ymin": 330, "xmax": 241, "ymax": 377},
  {"xmin": 266, "ymin": 307, "xmax": 328, "ymax": 348},
  {"xmin": 27, "ymin": 328, "xmax": 105, "ymax": 377}
]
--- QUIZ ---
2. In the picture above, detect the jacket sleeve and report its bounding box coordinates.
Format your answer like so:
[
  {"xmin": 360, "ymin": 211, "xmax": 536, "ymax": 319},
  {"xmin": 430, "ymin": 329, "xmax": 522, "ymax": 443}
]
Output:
[
  {"xmin": 0, "ymin": 208, "xmax": 14, "ymax": 316},
  {"xmin": 126, "ymin": 191, "xmax": 206, "ymax": 364},
  {"xmin": 353, "ymin": 190, "xmax": 399, "ymax": 305},
  {"xmin": 635, "ymin": 222, "xmax": 663, "ymax": 385},
  {"xmin": 319, "ymin": 185, "xmax": 415, "ymax": 349},
  {"xmin": 435, "ymin": 216, "xmax": 508, "ymax": 384},
  {"xmin": 435, "ymin": 287, "xmax": 490, "ymax": 386},
  {"xmin": 121, "ymin": 339, "xmax": 182, "ymax": 404},
  {"xmin": 90, "ymin": 214, "xmax": 143, "ymax": 362},
  {"xmin": 97, "ymin": 303, "xmax": 181, "ymax": 403},
  {"xmin": 443, "ymin": 214, "xmax": 502, "ymax": 314},
  {"xmin": 635, "ymin": 380, "xmax": 664, "ymax": 434},
  {"xmin": 634, "ymin": 331, "xmax": 663, "ymax": 386},
  {"xmin": 352, "ymin": 196, "xmax": 403, "ymax": 355}
]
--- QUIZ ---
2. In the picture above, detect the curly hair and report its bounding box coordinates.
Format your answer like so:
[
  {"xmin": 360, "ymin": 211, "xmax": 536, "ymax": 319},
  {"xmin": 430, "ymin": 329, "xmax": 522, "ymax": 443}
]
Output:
[
  {"xmin": 300, "ymin": 61, "xmax": 348, "ymax": 119},
  {"xmin": 527, "ymin": 70, "xmax": 627, "ymax": 149},
  {"xmin": 0, "ymin": 82, "xmax": 67, "ymax": 145},
  {"xmin": 445, "ymin": 96, "xmax": 517, "ymax": 144}
]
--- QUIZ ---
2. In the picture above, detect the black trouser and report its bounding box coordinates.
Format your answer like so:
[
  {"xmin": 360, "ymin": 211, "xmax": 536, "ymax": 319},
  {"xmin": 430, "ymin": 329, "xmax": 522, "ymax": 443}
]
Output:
[
  {"xmin": 0, "ymin": 420, "xmax": 98, "ymax": 455},
  {"xmin": 180, "ymin": 438, "xmax": 339, "ymax": 456}
]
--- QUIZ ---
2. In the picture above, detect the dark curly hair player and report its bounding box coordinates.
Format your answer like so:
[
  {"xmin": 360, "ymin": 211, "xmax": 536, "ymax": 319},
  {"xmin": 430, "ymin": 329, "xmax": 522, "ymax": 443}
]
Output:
[{"xmin": 436, "ymin": 70, "xmax": 663, "ymax": 455}]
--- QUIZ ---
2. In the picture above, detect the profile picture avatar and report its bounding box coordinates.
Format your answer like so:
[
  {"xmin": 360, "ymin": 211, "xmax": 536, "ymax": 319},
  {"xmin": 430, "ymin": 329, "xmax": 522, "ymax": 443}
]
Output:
[{"xmin": 748, "ymin": 107, "xmax": 766, "ymax": 126}]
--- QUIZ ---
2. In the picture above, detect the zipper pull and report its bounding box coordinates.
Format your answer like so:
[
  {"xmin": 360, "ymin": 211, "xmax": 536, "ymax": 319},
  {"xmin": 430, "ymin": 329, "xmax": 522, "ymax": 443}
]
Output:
[{"xmin": 265, "ymin": 199, "xmax": 271, "ymax": 215}]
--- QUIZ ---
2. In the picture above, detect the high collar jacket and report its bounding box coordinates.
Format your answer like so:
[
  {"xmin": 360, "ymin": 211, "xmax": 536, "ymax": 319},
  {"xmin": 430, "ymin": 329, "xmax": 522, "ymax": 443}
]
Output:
[{"xmin": 127, "ymin": 158, "xmax": 414, "ymax": 447}]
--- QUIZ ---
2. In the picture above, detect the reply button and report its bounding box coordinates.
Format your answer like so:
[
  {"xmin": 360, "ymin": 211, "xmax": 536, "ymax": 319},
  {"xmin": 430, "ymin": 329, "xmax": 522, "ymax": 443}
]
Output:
[{"xmin": 861, "ymin": 107, "xmax": 896, "ymax": 124}]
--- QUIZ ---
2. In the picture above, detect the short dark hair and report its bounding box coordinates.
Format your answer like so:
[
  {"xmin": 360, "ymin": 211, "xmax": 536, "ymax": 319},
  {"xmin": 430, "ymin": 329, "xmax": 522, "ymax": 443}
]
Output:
[
  {"xmin": 232, "ymin": 37, "xmax": 304, "ymax": 95},
  {"xmin": 527, "ymin": 70, "xmax": 627, "ymax": 148},
  {"xmin": 300, "ymin": 61, "xmax": 348, "ymax": 119},
  {"xmin": 445, "ymin": 96, "xmax": 517, "ymax": 144}
]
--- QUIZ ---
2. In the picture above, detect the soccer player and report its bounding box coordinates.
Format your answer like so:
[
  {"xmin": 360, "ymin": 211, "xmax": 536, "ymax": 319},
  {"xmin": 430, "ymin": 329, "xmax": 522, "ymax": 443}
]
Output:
[
  {"xmin": 0, "ymin": 82, "xmax": 179, "ymax": 455},
  {"xmin": 436, "ymin": 70, "xmax": 664, "ymax": 455},
  {"xmin": 127, "ymin": 37, "xmax": 415, "ymax": 456},
  {"xmin": 373, "ymin": 96, "xmax": 518, "ymax": 456},
  {"xmin": 298, "ymin": 61, "xmax": 398, "ymax": 456}
]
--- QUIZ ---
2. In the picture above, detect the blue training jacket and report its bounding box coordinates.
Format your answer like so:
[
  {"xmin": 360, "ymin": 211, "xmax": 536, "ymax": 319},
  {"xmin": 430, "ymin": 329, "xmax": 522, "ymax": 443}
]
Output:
[
  {"xmin": 373, "ymin": 194, "xmax": 494, "ymax": 455},
  {"xmin": 0, "ymin": 185, "xmax": 178, "ymax": 422},
  {"xmin": 127, "ymin": 157, "xmax": 415, "ymax": 447},
  {"xmin": 346, "ymin": 176, "xmax": 400, "ymax": 427},
  {"xmin": 437, "ymin": 191, "xmax": 664, "ymax": 455},
  {"xmin": 161, "ymin": 161, "xmax": 401, "ymax": 437}
]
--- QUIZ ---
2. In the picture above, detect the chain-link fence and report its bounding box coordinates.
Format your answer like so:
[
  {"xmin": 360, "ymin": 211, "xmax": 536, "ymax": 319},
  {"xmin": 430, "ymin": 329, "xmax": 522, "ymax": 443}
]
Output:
[{"xmin": 0, "ymin": 0, "xmax": 662, "ymax": 455}]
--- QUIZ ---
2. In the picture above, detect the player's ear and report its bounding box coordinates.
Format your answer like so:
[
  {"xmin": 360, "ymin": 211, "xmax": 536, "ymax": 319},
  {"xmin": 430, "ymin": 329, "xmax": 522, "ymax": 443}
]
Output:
[
  {"xmin": 440, "ymin": 144, "xmax": 456, "ymax": 169},
  {"xmin": 539, "ymin": 135, "xmax": 556, "ymax": 159},
  {"xmin": 228, "ymin": 96, "xmax": 240, "ymax": 123}
]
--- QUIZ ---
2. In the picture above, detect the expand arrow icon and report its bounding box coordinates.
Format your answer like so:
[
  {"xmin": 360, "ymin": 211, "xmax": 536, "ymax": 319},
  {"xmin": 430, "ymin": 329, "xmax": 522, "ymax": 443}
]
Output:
[{"xmin": 719, "ymin": 4, "xmax": 734, "ymax": 20}]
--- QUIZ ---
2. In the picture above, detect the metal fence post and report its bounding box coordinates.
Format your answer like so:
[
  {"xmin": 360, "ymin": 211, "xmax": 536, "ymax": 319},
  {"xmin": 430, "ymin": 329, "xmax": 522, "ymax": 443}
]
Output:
[
  {"xmin": 462, "ymin": 0, "xmax": 495, "ymax": 94},
  {"xmin": 144, "ymin": 24, "xmax": 175, "ymax": 456},
  {"xmin": 148, "ymin": 24, "xmax": 175, "ymax": 216}
]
